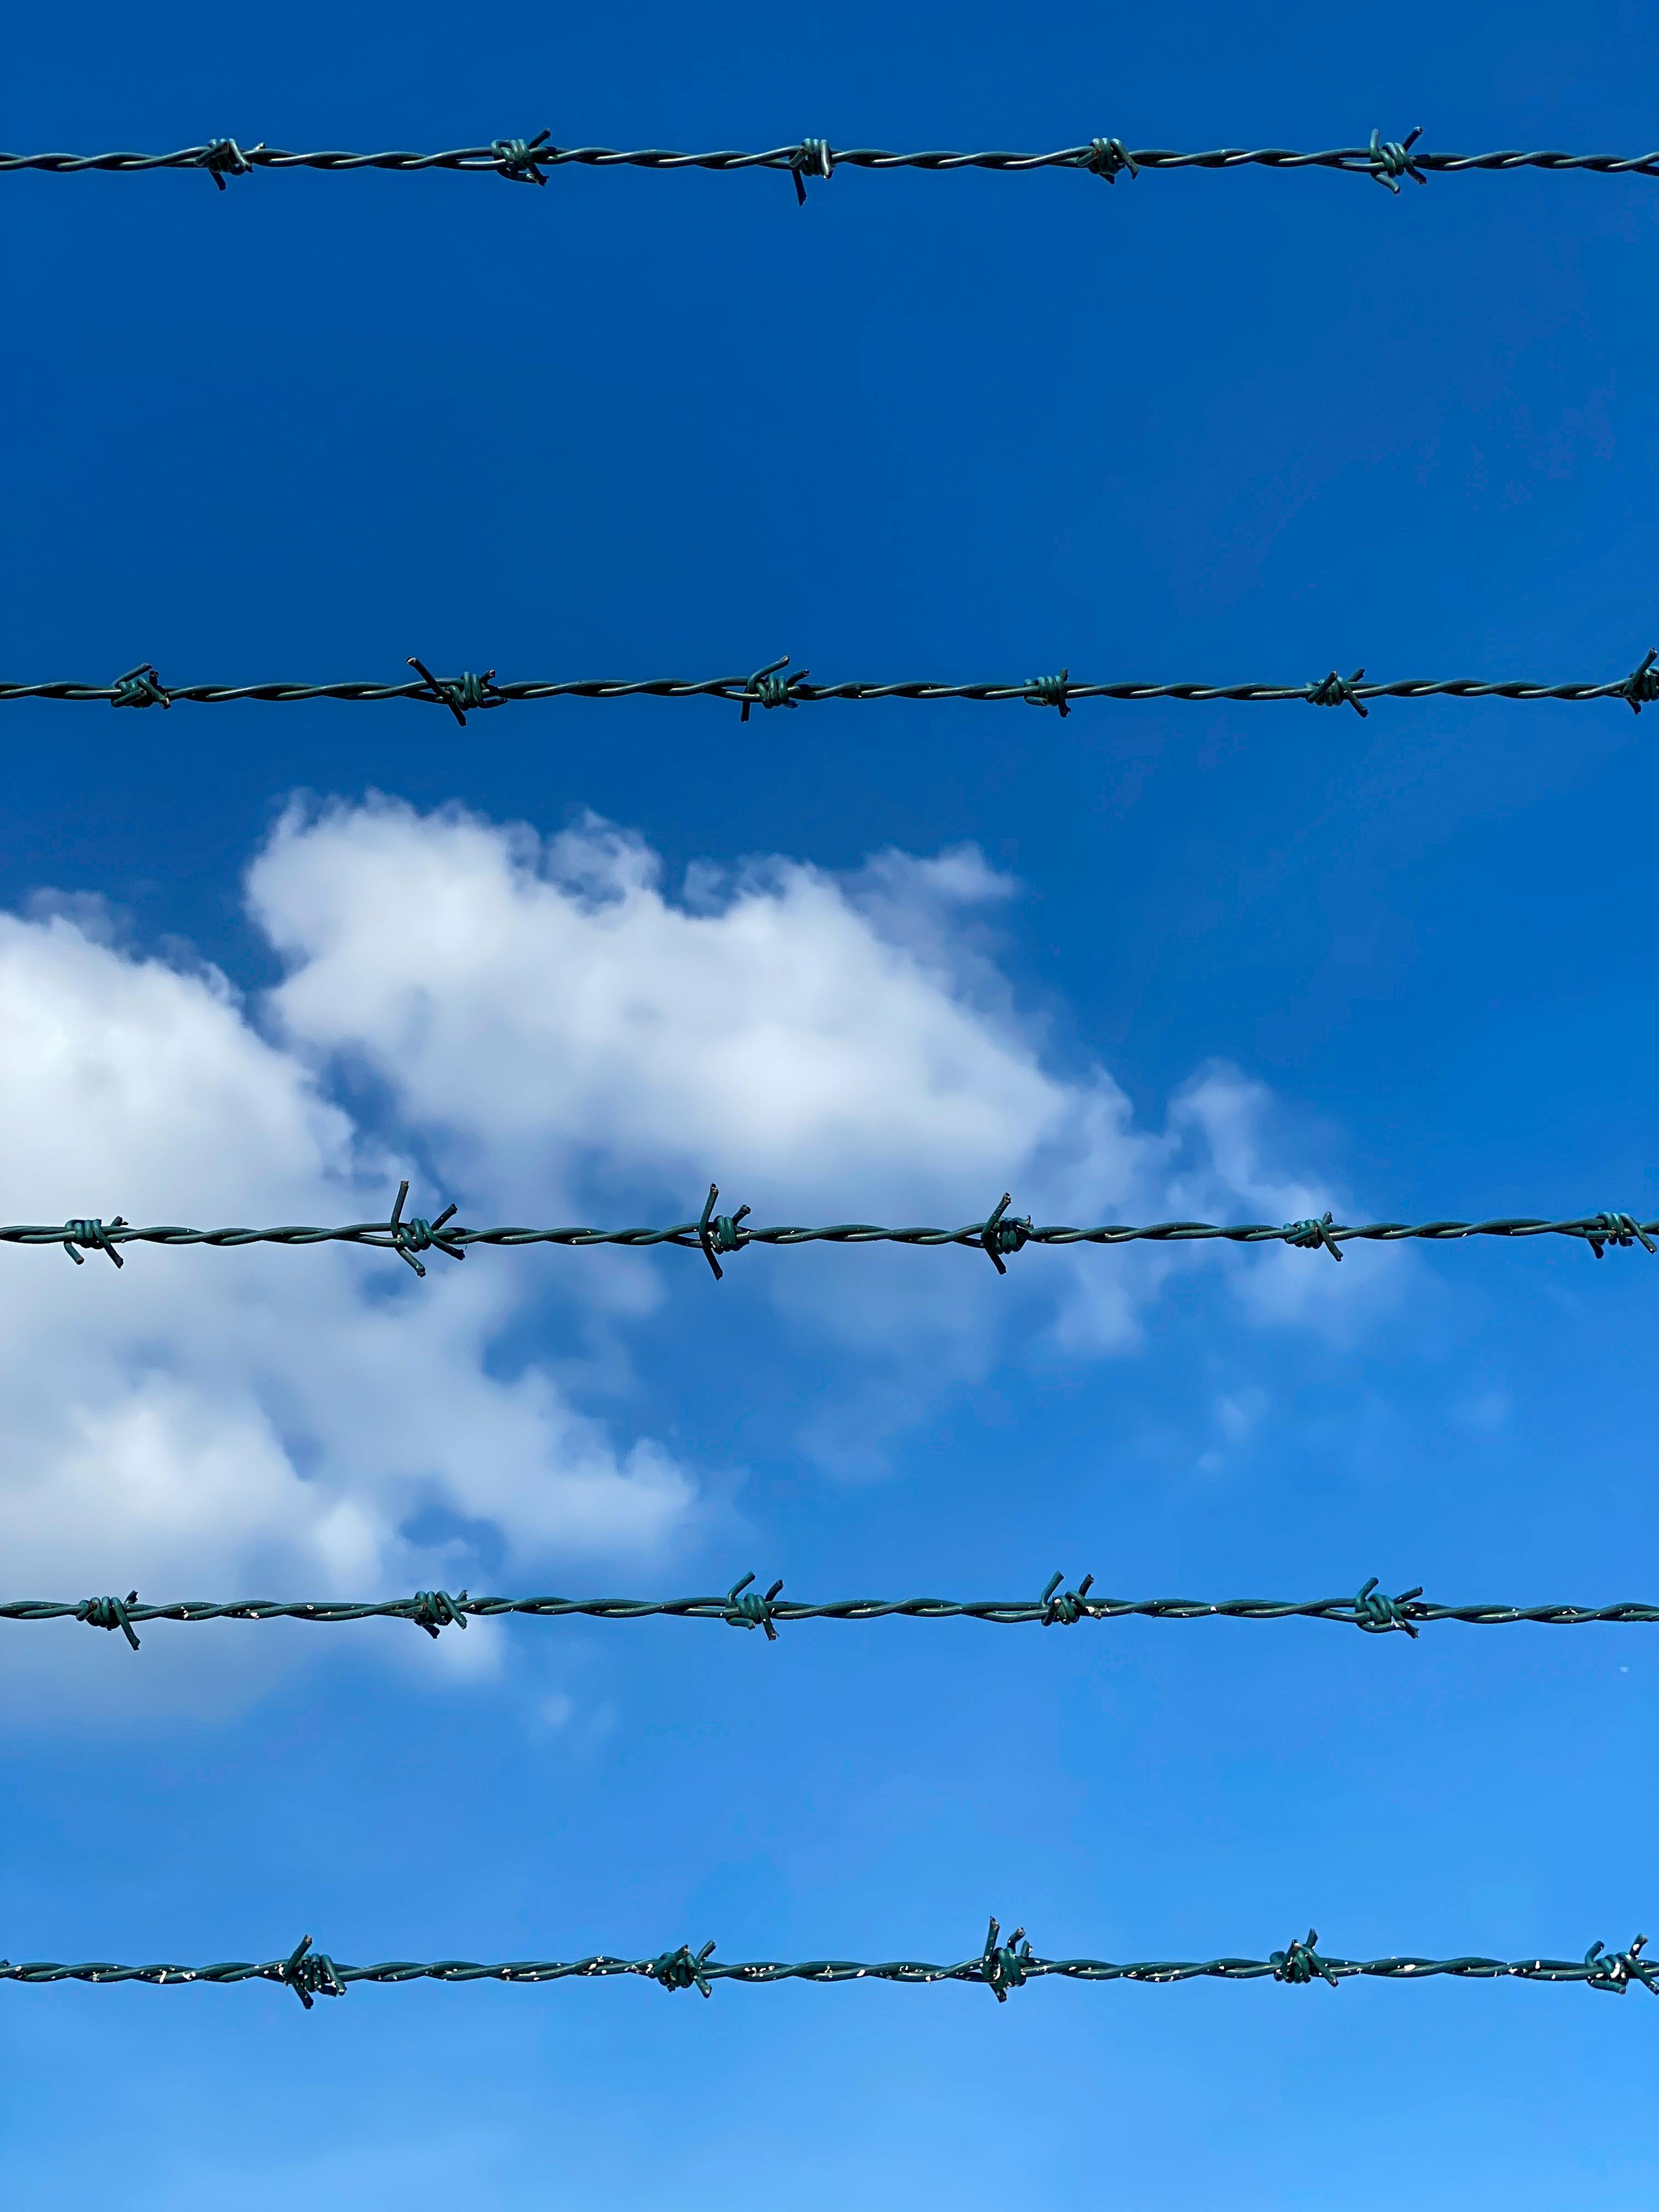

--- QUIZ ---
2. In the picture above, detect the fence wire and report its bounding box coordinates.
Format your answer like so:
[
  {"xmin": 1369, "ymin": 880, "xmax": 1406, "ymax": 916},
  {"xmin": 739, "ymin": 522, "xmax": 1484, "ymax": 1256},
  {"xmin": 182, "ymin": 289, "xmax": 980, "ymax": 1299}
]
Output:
[
  {"xmin": 29, "ymin": 1573, "xmax": 1659, "ymax": 1651},
  {"xmin": 8, "ymin": 131, "xmax": 1659, "ymax": 199},
  {"xmin": 15, "ymin": 107, "xmax": 1657, "ymax": 2078},
  {"xmin": 5, "ymin": 1927, "xmax": 1651, "ymax": 2007},
  {"xmin": 7, "ymin": 650, "xmax": 1659, "ymax": 723},
  {"xmin": 18, "ymin": 1184, "xmax": 1657, "ymax": 1278}
]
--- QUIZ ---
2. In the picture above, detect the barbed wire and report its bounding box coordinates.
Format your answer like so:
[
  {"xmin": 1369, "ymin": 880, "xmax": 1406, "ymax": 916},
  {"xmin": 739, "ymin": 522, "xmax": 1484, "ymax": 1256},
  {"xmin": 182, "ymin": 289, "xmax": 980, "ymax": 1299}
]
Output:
[
  {"xmin": 18, "ymin": 1182, "xmax": 1658, "ymax": 1279},
  {"xmin": 31, "ymin": 1574, "xmax": 1659, "ymax": 1652},
  {"xmin": 7, "ymin": 648, "xmax": 1659, "ymax": 724},
  {"xmin": 8, "ymin": 129, "xmax": 1659, "ymax": 200},
  {"xmin": 5, "ymin": 1926, "xmax": 1651, "ymax": 2008}
]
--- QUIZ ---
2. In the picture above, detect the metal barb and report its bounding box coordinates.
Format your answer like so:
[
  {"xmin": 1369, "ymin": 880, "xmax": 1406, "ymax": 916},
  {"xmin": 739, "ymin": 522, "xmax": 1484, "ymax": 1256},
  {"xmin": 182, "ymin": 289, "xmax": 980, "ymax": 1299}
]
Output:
[
  {"xmin": 980, "ymin": 1916, "xmax": 1032, "ymax": 2002},
  {"xmin": 1368, "ymin": 126, "xmax": 1426, "ymax": 192},
  {"xmin": 1352, "ymin": 1576, "xmax": 1423, "ymax": 1638},
  {"xmin": 62, "ymin": 1216, "xmax": 126, "ymax": 1268},
  {"xmin": 110, "ymin": 663, "xmax": 170, "ymax": 710},
  {"xmin": 1584, "ymin": 1935, "xmax": 1655, "ymax": 1995},
  {"xmin": 1585, "ymin": 1211, "xmax": 1655, "ymax": 1259},
  {"xmin": 977, "ymin": 1192, "xmax": 1031, "ymax": 1276},
  {"xmin": 723, "ymin": 1572, "xmax": 784, "ymax": 1640},
  {"xmin": 410, "ymin": 1589, "xmax": 469, "ymax": 1639},
  {"xmin": 1306, "ymin": 667, "xmax": 1368, "ymax": 717},
  {"xmin": 1620, "ymin": 648, "xmax": 1659, "ymax": 714},
  {"xmin": 1040, "ymin": 1571, "xmax": 1095, "ymax": 1626},
  {"xmin": 77, "ymin": 1590, "xmax": 141, "ymax": 1651},
  {"xmin": 1272, "ymin": 1928, "xmax": 1338, "ymax": 1987},
  {"xmin": 1086, "ymin": 137, "xmax": 1138, "ymax": 182},
  {"xmin": 1283, "ymin": 1210, "xmax": 1343, "ymax": 1261},
  {"xmin": 738, "ymin": 655, "xmax": 806, "ymax": 722},
  {"xmin": 198, "ymin": 138, "xmax": 260, "ymax": 189},
  {"xmin": 492, "ymin": 129, "xmax": 551, "ymax": 184},
  {"xmin": 651, "ymin": 1939, "xmax": 716, "ymax": 1996},
  {"xmin": 406, "ymin": 657, "xmax": 503, "ymax": 727},
  {"xmin": 1024, "ymin": 668, "xmax": 1073, "ymax": 716},
  {"xmin": 789, "ymin": 138, "xmax": 834, "ymax": 205},
  {"xmin": 696, "ymin": 1183, "xmax": 751, "ymax": 1280},
  {"xmin": 277, "ymin": 1933, "xmax": 344, "ymax": 2011},
  {"xmin": 387, "ymin": 1180, "xmax": 464, "ymax": 1277}
]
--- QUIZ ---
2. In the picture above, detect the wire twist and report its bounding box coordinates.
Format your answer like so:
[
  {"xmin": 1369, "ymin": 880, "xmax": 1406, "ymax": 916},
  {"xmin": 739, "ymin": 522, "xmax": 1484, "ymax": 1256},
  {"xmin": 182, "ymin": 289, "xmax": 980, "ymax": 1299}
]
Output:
[
  {"xmin": 1272, "ymin": 1929, "xmax": 1340, "ymax": 1986},
  {"xmin": 491, "ymin": 131, "xmax": 551, "ymax": 185},
  {"xmin": 1368, "ymin": 127, "xmax": 1427, "ymax": 193},
  {"xmin": 1306, "ymin": 668, "xmax": 1368, "ymax": 718}
]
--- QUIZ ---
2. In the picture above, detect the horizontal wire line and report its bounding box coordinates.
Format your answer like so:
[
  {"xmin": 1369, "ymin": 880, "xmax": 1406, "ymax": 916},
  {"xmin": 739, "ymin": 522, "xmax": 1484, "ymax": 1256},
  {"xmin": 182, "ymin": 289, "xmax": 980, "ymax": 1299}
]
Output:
[
  {"xmin": 8, "ymin": 138, "xmax": 1659, "ymax": 186},
  {"xmin": 31, "ymin": 1576, "xmax": 1659, "ymax": 1651},
  {"xmin": 8, "ymin": 649, "xmax": 1659, "ymax": 721},
  {"xmin": 5, "ymin": 1927, "xmax": 1652, "ymax": 2004},
  {"xmin": 18, "ymin": 1185, "xmax": 1659, "ymax": 1276}
]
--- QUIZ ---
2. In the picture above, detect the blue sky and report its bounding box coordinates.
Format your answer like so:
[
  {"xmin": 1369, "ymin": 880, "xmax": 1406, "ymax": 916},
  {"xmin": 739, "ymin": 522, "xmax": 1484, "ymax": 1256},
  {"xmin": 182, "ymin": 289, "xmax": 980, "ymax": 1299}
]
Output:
[{"xmin": 2, "ymin": 2, "xmax": 1656, "ymax": 2203}]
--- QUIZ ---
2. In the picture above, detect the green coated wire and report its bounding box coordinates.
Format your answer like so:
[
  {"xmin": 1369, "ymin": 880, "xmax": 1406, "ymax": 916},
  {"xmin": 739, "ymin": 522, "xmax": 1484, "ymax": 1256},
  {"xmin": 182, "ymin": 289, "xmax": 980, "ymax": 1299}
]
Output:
[
  {"xmin": 10, "ymin": 128, "xmax": 1659, "ymax": 196},
  {"xmin": 5, "ymin": 647, "xmax": 1659, "ymax": 720},
  {"xmin": 27, "ymin": 1574, "xmax": 1659, "ymax": 1652},
  {"xmin": 16, "ymin": 1183, "xmax": 1657, "ymax": 1277},
  {"xmin": 4, "ymin": 1926, "xmax": 1651, "ymax": 2007}
]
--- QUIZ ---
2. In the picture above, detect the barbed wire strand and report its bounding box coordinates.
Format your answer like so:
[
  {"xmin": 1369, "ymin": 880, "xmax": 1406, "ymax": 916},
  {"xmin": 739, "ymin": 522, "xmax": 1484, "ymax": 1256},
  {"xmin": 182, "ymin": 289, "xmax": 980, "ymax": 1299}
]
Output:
[
  {"xmin": 4, "ymin": 1926, "xmax": 1652, "ymax": 2006},
  {"xmin": 19, "ymin": 1182, "xmax": 1658, "ymax": 1278},
  {"xmin": 10, "ymin": 130, "xmax": 1659, "ymax": 197},
  {"xmin": 8, "ymin": 648, "xmax": 1659, "ymax": 723},
  {"xmin": 30, "ymin": 1575, "xmax": 1659, "ymax": 1652}
]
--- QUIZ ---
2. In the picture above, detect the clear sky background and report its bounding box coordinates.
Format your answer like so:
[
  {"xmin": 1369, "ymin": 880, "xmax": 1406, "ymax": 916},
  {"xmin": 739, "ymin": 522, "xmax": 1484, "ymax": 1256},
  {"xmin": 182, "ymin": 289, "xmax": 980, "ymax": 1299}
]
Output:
[{"xmin": 2, "ymin": 3, "xmax": 1656, "ymax": 2203}]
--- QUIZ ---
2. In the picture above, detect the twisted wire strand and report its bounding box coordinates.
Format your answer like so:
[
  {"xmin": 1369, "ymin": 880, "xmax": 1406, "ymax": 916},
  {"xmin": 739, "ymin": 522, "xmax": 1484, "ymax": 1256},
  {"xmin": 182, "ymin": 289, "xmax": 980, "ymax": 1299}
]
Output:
[
  {"xmin": 24, "ymin": 1574, "xmax": 1659, "ymax": 1650},
  {"xmin": 9, "ymin": 137, "xmax": 1659, "ymax": 184},
  {"xmin": 4, "ymin": 1927, "xmax": 1651, "ymax": 2006},
  {"xmin": 14, "ymin": 1184, "xmax": 1658, "ymax": 1274},
  {"xmin": 8, "ymin": 649, "xmax": 1659, "ymax": 721}
]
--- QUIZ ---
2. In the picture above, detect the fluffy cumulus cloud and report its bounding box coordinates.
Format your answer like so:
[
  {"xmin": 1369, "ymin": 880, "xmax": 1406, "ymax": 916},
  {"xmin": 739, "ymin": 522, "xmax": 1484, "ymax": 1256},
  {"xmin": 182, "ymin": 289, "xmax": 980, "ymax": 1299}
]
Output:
[
  {"xmin": 0, "ymin": 797, "xmax": 1379, "ymax": 1699},
  {"xmin": 251, "ymin": 799, "xmax": 1383, "ymax": 1352},
  {"xmin": 0, "ymin": 898, "xmax": 692, "ymax": 1602},
  {"xmin": 252, "ymin": 807, "xmax": 1088, "ymax": 1203}
]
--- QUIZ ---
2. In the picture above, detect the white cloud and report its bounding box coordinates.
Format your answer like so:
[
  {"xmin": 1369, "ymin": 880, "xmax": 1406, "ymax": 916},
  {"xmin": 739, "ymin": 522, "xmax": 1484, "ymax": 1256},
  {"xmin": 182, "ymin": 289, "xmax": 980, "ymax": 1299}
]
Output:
[
  {"xmin": 1163, "ymin": 1066, "xmax": 1414, "ymax": 1336},
  {"xmin": 250, "ymin": 803, "xmax": 1085, "ymax": 1206},
  {"xmin": 0, "ymin": 795, "xmax": 1388, "ymax": 1703},
  {"xmin": 0, "ymin": 902, "xmax": 695, "ymax": 1623}
]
